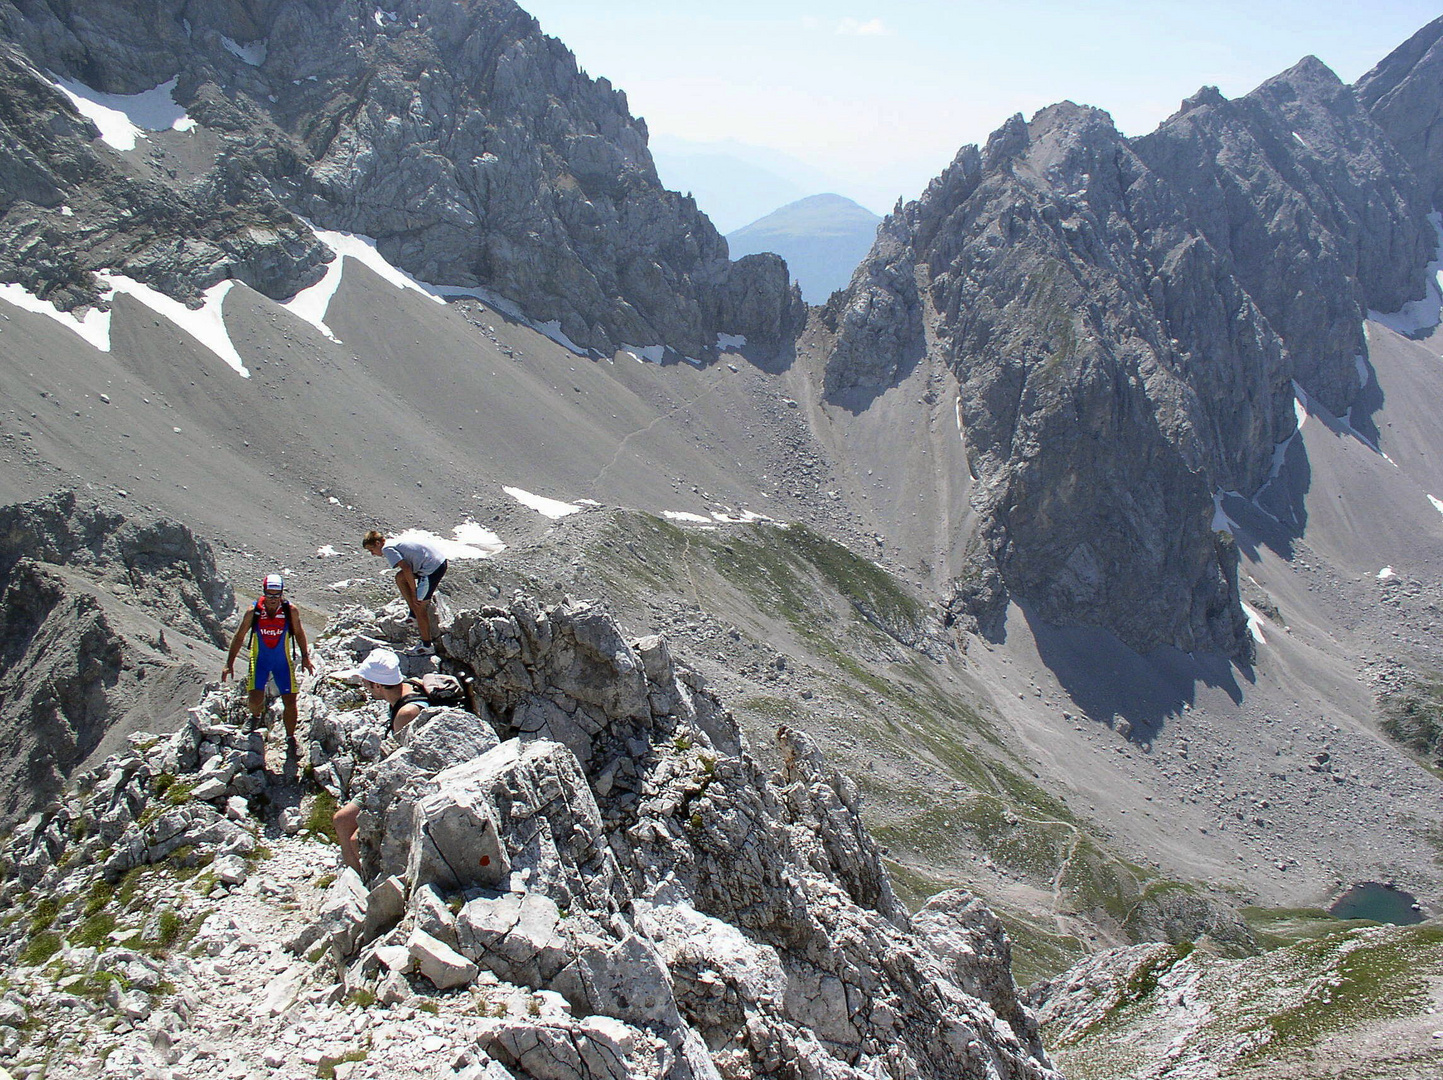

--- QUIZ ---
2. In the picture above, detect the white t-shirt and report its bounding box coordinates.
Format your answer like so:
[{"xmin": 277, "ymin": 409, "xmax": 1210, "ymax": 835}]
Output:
[{"xmin": 381, "ymin": 538, "xmax": 446, "ymax": 578}]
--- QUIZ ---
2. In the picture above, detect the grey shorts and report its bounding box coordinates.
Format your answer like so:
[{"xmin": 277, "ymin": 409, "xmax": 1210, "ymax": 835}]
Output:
[{"xmin": 416, "ymin": 560, "xmax": 447, "ymax": 602}]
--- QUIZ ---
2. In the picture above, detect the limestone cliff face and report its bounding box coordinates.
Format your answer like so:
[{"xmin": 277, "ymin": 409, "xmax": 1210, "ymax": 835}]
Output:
[
  {"xmin": 824, "ymin": 52, "xmax": 1436, "ymax": 658},
  {"xmin": 0, "ymin": 0, "xmax": 801, "ymax": 356},
  {"xmin": 1134, "ymin": 57, "xmax": 1430, "ymax": 414},
  {"xmin": 1357, "ymin": 15, "xmax": 1443, "ymax": 213}
]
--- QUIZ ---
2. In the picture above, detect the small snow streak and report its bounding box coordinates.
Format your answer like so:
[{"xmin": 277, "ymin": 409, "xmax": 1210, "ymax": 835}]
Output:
[
  {"xmin": 624, "ymin": 344, "xmax": 666, "ymax": 364},
  {"xmin": 1378, "ymin": 566, "xmax": 1397, "ymax": 581},
  {"xmin": 285, "ymin": 220, "xmax": 589, "ymax": 356},
  {"xmin": 221, "ymin": 36, "xmax": 266, "ymax": 66},
  {"xmin": 391, "ymin": 525, "xmax": 501, "ymax": 560},
  {"xmin": 1429, "ymin": 495, "xmax": 1443, "ymax": 518},
  {"xmin": 102, "ymin": 274, "xmax": 247, "ymax": 376},
  {"xmin": 451, "ymin": 521, "xmax": 505, "ymax": 556},
  {"xmin": 1211, "ymin": 492, "xmax": 1238, "ymax": 535},
  {"xmin": 1240, "ymin": 602, "xmax": 1268, "ymax": 644}
]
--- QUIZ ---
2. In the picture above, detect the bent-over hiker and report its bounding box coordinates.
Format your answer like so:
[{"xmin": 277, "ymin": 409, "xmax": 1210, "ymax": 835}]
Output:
[
  {"xmin": 362, "ymin": 529, "xmax": 447, "ymax": 656},
  {"xmin": 334, "ymin": 647, "xmax": 430, "ymax": 873},
  {"xmin": 222, "ymin": 573, "xmax": 313, "ymax": 751}
]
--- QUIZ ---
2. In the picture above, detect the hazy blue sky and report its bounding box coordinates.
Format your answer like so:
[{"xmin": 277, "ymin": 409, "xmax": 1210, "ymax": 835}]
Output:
[{"xmin": 519, "ymin": 1, "xmax": 1442, "ymax": 213}]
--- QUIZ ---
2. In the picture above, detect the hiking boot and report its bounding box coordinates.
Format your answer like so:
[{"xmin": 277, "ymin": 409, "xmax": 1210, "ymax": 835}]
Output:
[{"xmin": 404, "ymin": 642, "xmax": 435, "ymax": 656}]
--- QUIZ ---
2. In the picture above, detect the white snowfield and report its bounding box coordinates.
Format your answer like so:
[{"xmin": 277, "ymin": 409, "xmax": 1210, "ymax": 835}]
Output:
[
  {"xmin": 0, "ymin": 274, "xmax": 246, "ymax": 375},
  {"xmin": 50, "ymin": 75, "xmax": 195, "ymax": 152},
  {"xmin": 101, "ymin": 274, "xmax": 247, "ymax": 376},
  {"xmin": 220, "ymin": 36, "xmax": 266, "ymax": 66},
  {"xmin": 0, "ymin": 283, "xmax": 111, "ymax": 351},
  {"xmin": 665, "ymin": 508, "xmax": 773, "ymax": 525},
  {"xmin": 502, "ymin": 487, "xmax": 583, "ymax": 519}
]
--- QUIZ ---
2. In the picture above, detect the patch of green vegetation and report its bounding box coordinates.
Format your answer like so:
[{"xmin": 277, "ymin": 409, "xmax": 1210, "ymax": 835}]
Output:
[
  {"xmin": 164, "ymin": 780, "xmax": 197, "ymax": 806},
  {"xmin": 68, "ymin": 911, "xmax": 117, "ymax": 948},
  {"xmin": 315, "ymin": 873, "xmax": 337, "ymax": 891},
  {"xmin": 163, "ymin": 845, "xmax": 214, "ymax": 881},
  {"xmin": 67, "ymin": 970, "xmax": 128, "ymax": 1002},
  {"xmin": 1260, "ymin": 924, "xmax": 1443, "ymax": 1051},
  {"xmin": 18, "ymin": 931, "xmax": 62, "ymax": 966},
  {"xmin": 84, "ymin": 878, "xmax": 115, "ymax": 918},
  {"xmin": 305, "ymin": 792, "xmax": 339, "ymax": 845},
  {"xmin": 1379, "ymin": 670, "xmax": 1443, "ymax": 772},
  {"xmin": 1120, "ymin": 942, "xmax": 1193, "ymax": 1006},
  {"xmin": 30, "ymin": 896, "xmax": 60, "ymax": 933},
  {"xmin": 882, "ymin": 857, "xmax": 961, "ymax": 912},
  {"xmin": 1059, "ymin": 837, "xmax": 1147, "ymax": 927},
  {"xmin": 1241, "ymin": 906, "xmax": 1370, "ymax": 950},
  {"xmin": 997, "ymin": 912, "xmax": 1089, "ymax": 988},
  {"xmin": 151, "ymin": 774, "xmax": 176, "ymax": 798},
  {"xmin": 417, "ymin": 1000, "xmax": 439, "ymax": 1015},
  {"xmin": 345, "ymin": 987, "xmax": 376, "ymax": 1008},
  {"xmin": 317, "ymin": 1047, "xmax": 369, "ymax": 1078},
  {"xmin": 114, "ymin": 867, "xmax": 147, "ymax": 909}
]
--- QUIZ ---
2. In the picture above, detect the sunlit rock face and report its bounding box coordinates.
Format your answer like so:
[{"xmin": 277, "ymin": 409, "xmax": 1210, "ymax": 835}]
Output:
[{"xmin": 0, "ymin": 0, "xmax": 801, "ymax": 357}]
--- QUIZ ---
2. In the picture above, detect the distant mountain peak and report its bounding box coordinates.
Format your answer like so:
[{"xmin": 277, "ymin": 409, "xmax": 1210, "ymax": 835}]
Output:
[{"xmin": 727, "ymin": 194, "xmax": 881, "ymax": 303}]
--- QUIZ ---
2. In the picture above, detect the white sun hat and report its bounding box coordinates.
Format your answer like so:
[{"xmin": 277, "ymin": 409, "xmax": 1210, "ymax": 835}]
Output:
[{"xmin": 356, "ymin": 647, "xmax": 403, "ymax": 686}]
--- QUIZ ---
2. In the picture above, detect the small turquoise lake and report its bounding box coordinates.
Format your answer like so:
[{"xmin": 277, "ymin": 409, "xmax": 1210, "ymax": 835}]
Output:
[{"xmin": 1328, "ymin": 882, "xmax": 1423, "ymax": 925}]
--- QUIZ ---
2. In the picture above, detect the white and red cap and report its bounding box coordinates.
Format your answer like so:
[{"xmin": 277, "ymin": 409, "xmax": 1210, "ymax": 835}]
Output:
[{"xmin": 262, "ymin": 573, "xmax": 284, "ymax": 594}]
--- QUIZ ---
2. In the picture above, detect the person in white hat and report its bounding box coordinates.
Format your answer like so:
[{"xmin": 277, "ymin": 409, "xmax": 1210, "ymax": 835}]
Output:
[
  {"xmin": 223, "ymin": 573, "xmax": 313, "ymax": 750},
  {"xmin": 333, "ymin": 647, "xmax": 432, "ymax": 872}
]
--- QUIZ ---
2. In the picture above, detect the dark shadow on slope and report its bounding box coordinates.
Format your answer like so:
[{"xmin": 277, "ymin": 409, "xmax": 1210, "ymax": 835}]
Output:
[
  {"xmin": 824, "ymin": 338, "xmax": 926, "ymax": 415},
  {"xmin": 1348, "ymin": 354, "xmax": 1386, "ymax": 451},
  {"xmin": 1239, "ymin": 426, "xmax": 1312, "ymax": 562},
  {"xmin": 724, "ymin": 335, "xmax": 798, "ymax": 377},
  {"xmin": 1021, "ymin": 603, "xmax": 1249, "ymax": 749}
]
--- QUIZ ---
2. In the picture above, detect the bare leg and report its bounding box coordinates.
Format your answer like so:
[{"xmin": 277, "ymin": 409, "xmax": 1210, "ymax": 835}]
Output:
[
  {"xmin": 334, "ymin": 802, "xmax": 361, "ymax": 873},
  {"xmin": 247, "ymin": 689, "xmax": 266, "ymax": 721},
  {"xmin": 280, "ymin": 693, "xmax": 299, "ymax": 742}
]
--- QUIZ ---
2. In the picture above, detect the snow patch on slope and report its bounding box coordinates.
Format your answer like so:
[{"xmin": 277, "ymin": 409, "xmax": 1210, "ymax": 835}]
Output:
[
  {"xmin": 220, "ymin": 36, "xmax": 267, "ymax": 66},
  {"xmin": 51, "ymin": 75, "xmax": 195, "ymax": 151},
  {"xmin": 101, "ymin": 274, "xmax": 247, "ymax": 376},
  {"xmin": 503, "ymin": 487, "xmax": 583, "ymax": 519},
  {"xmin": 284, "ymin": 223, "xmax": 589, "ymax": 355},
  {"xmin": 0, "ymin": 283, "xmax": 112, "ymax": 351},
  {"xmin": 1241, "ymin": 603, "xmax": 1268, "ymax": 644}
]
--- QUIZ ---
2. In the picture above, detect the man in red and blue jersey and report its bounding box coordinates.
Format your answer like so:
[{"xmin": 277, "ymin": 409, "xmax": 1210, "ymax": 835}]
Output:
[{"xmin": 223, "ymin": 573, "xmax": 314, "ymax": 750}]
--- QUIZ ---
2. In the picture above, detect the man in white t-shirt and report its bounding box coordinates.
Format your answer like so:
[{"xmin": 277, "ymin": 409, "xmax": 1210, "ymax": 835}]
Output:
[{"xmin": 362, "ymin": 529, "xmax": 448, "ymax": 655}]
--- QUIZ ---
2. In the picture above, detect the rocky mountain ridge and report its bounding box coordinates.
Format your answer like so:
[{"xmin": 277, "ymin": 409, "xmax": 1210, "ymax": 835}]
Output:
[
  {"xmin": 0, "ymin": 0, "xmax": 801, "ymax": 359},
  {"xmin": 0, "ymin": 490, "xmax": 232, "ymax": 826},
  {"xmin": 821, "ymin": 21, "xmax": 1443, "ymax": 658},
  {"xmin": 0, "ymin": 587, "xmax": 1059, "ymax": 1080}
]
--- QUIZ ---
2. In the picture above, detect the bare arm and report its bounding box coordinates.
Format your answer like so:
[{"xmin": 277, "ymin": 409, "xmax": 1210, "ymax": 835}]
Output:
[
  {"xmin": 290, "ymin": 606, "xmax": 314, "ymax": 674},
  {"xmin": 222, "ymin": 610, "xmax": 255, "ymax": 680}
]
